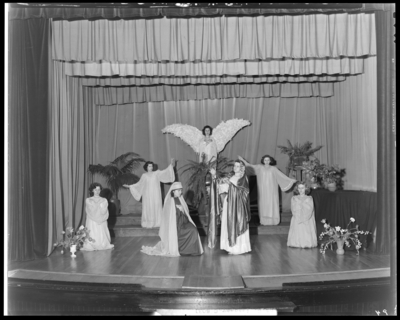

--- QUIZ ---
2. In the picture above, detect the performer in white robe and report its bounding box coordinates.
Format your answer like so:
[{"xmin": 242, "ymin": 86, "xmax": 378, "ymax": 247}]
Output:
[
  {"xmin": 141, "ymin": 181, "xmax": 204, "ymax": 257},
  {"xmin": 197, "ymin": 125, "xmax": 218, "ymax": 163},
  {"xmin": 287, "ymin": 182, "xmax": 318, "ymax": 248},
  {"xmin": 239, "ymin": 155, "xmax": 297, "ymax": 225},
  {"xmin": 81, "ymin": 183, "xmax": 114, "ymax": 251},
  {"xmin": 124, "ymin": 158, "xmax": 175, "ymax": 228}
]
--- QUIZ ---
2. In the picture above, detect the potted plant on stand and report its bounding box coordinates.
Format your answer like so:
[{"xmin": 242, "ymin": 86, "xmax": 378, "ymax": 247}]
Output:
[
  {"xmin": 277, "ymin": 140, "xmax": 323, "ymax": 176},
  {"xmin": 88, "ymin": 152, "xmax": 145, "ymax": 215}
]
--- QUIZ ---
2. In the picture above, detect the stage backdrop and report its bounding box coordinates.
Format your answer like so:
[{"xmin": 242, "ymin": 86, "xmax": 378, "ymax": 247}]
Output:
[
  {"xmin": 90, "ymin": 56, "xmax": 376, "ymax": 212},
  {"xmin": 45, "ymin": 13, "xmax": 378, "ymax": 252},
  {"xmin": 8, "ymin": 6, "xmax": 394, "ymax": 262}
]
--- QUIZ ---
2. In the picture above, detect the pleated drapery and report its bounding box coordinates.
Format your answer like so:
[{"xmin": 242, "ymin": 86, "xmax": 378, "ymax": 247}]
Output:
[
  {"xmin": 8, "ymin": 19, "xmax": 50, "ymax": 261},
  {"xmin": 93, "ymin": 56, "xmax": 377, "ymax": 214},
  {"xmin": 11, "ymin": 5, "xmax": 387, "ymax": 21},
  {"xmin": 52, "ymin": 14, "xmax": 376, "ymax": 62},
  {"xmin": 91, "ymin": 82, "xmax": 334, "ymax": 104},
  {"xmin": 63, "ymin": 59, "xmax": 364, "ymax": 77},
  {"xmin": 81, "ymin": 75, "xmax": 346, "ymax": 86},
  {"xmin": 47, "ymin": 62, "xmax": 96, "ymax": 256}
]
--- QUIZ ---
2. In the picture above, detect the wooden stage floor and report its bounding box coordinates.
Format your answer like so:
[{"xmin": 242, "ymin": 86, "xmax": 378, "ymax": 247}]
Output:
[{"xmin": 8, "ymin": 235, "xmax": 390, "ymax": 290}]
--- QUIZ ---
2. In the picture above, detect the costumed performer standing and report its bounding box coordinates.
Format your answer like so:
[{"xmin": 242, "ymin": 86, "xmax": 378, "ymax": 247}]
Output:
[
  {"xmin": 141, "ymin": 181, "xmax": 204, "ymax": 256},
  {"xmin": 211, "ymin": 160, "xmax": 251, "ymax": 255},
  {"xmin": 239, "ymin": 155, "xmax": 296, "ymax": 226},
  {"xmin": 287, "ymin": 182, "xmax": 318, "ymax": 248},
  {"xmin": 81, "ymin": 183, "xmax": 114, "ymax": 251},
  {"xmin": 123, "ymin": 158, "xmax": 175, "ymax": 228},
  {"xmin": 162, "ymin": 119, "xmax": 251, "ymax": 249},
  {"xmin": 198, "ymin": 125, "xmax": 218, "ymax": 163}
]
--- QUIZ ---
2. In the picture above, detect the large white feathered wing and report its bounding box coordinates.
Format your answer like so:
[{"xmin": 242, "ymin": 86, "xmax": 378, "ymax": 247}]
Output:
[
  {"xmin": 212, "ymin": 119, "xmax": 251, "ymax": 153},
  {"xmin": 162, "ymin": 124, "xmax": 203, "ymax": 154}
]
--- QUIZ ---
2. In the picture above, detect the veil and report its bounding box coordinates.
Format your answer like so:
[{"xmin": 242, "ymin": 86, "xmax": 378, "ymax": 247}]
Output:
[{"xmin": 141, "ymin": 181, "xmax": 202, "ymax": 257}]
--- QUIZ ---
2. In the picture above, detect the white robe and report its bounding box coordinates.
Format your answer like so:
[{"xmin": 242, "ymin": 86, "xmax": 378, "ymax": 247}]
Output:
[
  {"xmin": 287, "ymin": 195, "xmax": 318, "ymax": 248},
  {"xmin": 198, "ymin": 137, "xmax": 218, "ymax": 163},
  {"xmin": 249, "ymin": 165, "xmax": 296, "ymax": 225},
  {"xmin": 128, "ymin": 164, "xmax": 175, "ymax": 228},
  {"xmin": 81, "ymin": 197, "xmax": 114, "ymax": 251}
]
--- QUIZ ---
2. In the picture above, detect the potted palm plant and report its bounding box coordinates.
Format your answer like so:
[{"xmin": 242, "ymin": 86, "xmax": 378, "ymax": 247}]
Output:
[
  {"xmin": 180, "ymin": 155, "xmax": 233, "ymax": 208},
  {"xmin": 277, "ymin": 140, "xmax": 323, "ymax": 168},
  {"xmin": 88, "ymin": 152, "xmax": 145, "ymax": 215}
]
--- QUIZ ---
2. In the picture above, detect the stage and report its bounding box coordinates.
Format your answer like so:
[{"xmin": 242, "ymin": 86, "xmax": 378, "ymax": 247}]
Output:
[{"xmin": 8, "ymin": 234, "xmax": 389, "ymax": 290}]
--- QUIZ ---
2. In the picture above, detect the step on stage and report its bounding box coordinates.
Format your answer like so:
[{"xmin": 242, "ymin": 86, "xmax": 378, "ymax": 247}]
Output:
[{"xmin": 8, "ymin": 234, "xmax": 391, "ymax": 315}]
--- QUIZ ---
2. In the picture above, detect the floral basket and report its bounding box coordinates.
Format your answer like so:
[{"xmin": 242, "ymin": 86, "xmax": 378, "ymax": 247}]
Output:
[
  {"xmin": 319, "ymin": 218, "xmax": 370, "ymax": 255},
  {"xmin": 53, "ymin": 226, "xmax": 95, "ymax": 252}
]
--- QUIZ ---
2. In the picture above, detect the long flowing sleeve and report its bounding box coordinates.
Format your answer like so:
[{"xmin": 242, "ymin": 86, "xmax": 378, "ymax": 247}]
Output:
[
  {"xmin": 272, "ymin": 166, "xmax": 297, "ymax": 191},
  {"xmin": 291, "ymin": 196, "xmax": 314, "ymax": 224},
  {"xmin": 156, "ymin": 164, "xmax": 175, "ymax": 183},
  {"xmin": 85, "ymin": 198, "xmax": 109, "ymax": 224},
  {"xmin": 128, "ymin": 173, "xmax": 146, "ymax": 201}
]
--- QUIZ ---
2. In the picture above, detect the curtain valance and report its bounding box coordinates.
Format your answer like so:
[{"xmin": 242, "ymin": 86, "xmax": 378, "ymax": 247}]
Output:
[
  {"xmin": 63, "ymin": 58, "xmax": 365, "ymax": 77},
  {"xmin": 81, "ymin": 75, "xmax": 346, "ymax": 87},
  {"xmin": 52, "ymin": 14, "xmax": 376, "ymax": 63},
  {"xmin": 92, "ymin": 82, "xmax": 334, "ymax": 105},
  {"xmin": 10, "ymin": 5, "xmax": 390, "ymax": 21}
]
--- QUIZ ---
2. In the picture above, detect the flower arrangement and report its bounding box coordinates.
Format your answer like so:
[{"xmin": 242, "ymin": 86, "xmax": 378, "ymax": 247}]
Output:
[
  {"xmin": 318, "ymin": 164, "xmax": 346, "ymax": 188},
  {"xmin": 319, "ymin": 218, "xmax": 370, "ymax": 255},
  {"xmin": 300, "ymin": 159, "xmax": 346, "ymax": 190},
  {"xmin": 53, "ymin": 226, "xmax": 94, "ymax": 252}
]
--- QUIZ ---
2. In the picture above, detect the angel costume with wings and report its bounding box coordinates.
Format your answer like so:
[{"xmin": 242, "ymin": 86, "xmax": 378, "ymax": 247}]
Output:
[
  {"xmin": 162, "ymin": 119, "xmax": 251, "ymax": 249},
  {"xmin": 162, "ymin": 119, "xmax": 251, "ymax": 163}
]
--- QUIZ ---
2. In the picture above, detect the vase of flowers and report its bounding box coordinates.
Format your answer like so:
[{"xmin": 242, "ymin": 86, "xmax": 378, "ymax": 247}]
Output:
[
  {"xmin": 335, "ymin": 239, "xmax": 345, "ymax": 254},
  {"xmin": 54, "ymin": 226, "xmax": 95, "ymax": 256},
  {"xmin": 70, "ymin": 244, "xmax": 77, "ymax": 258},
  {"xmin": 319, "ymin": 218, "xmax": 370, "ymax": 255}
]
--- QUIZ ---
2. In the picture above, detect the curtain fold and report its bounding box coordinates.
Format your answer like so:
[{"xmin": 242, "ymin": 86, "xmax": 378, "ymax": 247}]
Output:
[
  {"xmin": 80, "ymin": 75, "xmax": 346, "ymax": 87},
  {"xmin": 47, "ymin": 63, "xmax": 95, "ymax": 256},
  {"xmin": 11, "ymin": 6, "xmax": 385, "ymax": 21},
  {"xmin": 374, "ymin": 7, "xmax": 396, "ymax": 312},
  {"xmin": 63, "ymin": 59, "xmax": 365, "ymax": 77},
  {"xmin": 375, "ymin": 9, "xmax": 396, "ymax": 257},
  {"xmin": 8, "ymin": 19, "xmax": 50, "ymax": 261},
  {"xmin": 52, "ymin": 14, "xmax": 376, "ymax": 62},
  {"xmin": 92, "ymin": 82, "xmax": 334, "ymax": 104},
  {"xmin": 93, "ymin": 57, "xmax": 377, "ymax": 215}
]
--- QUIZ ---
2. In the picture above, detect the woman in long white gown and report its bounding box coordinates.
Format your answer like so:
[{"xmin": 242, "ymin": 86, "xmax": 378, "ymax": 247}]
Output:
[
  {"xmin": 287, "ymin": 182, "xmax": 318, "ymax": 248},
  {"xmin": 124, "ymin": 158, "xmax": 175, "ymax": 228},
  {"xmin": 212, "ymin": 160, "xmax": 251, "ymax": 255},
  {"xmin": 81, "ymin": 183, "xmax": 114, "ymax": 251},
  {"xmin": 239, "ymin": 155, "xmax": 296, "ymax": 226},
  {"xmin": 198, "ymin": 125, "xmax": 218, "ymax": 163}
]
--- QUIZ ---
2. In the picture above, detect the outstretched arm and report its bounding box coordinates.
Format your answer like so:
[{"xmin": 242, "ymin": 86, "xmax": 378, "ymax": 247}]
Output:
[{"xmin": 238, "ymin": 155, "xmax": 253, "ymax": 167}]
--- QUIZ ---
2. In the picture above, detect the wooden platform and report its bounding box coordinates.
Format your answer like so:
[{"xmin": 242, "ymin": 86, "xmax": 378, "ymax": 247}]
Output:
[{"xmin": 8, "ymin": 235, "xmax": 390, "ymax": 290}]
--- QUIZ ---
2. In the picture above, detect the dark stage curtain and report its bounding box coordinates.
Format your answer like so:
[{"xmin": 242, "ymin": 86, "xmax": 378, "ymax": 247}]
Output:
[
  {"xmin": 375, "ymin": 9, "xmax": 396, "ymax": 255},
  {"xmin": 8, "ymin": 6, "xmax": 375, "ymax": 21},
  {"xmin": 8, "ymin": 19, "xmax": 50, "ymax": 261},
  {"xmin": 375, "ymin": 7, "xmax": 396, "ymax": 311}
]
